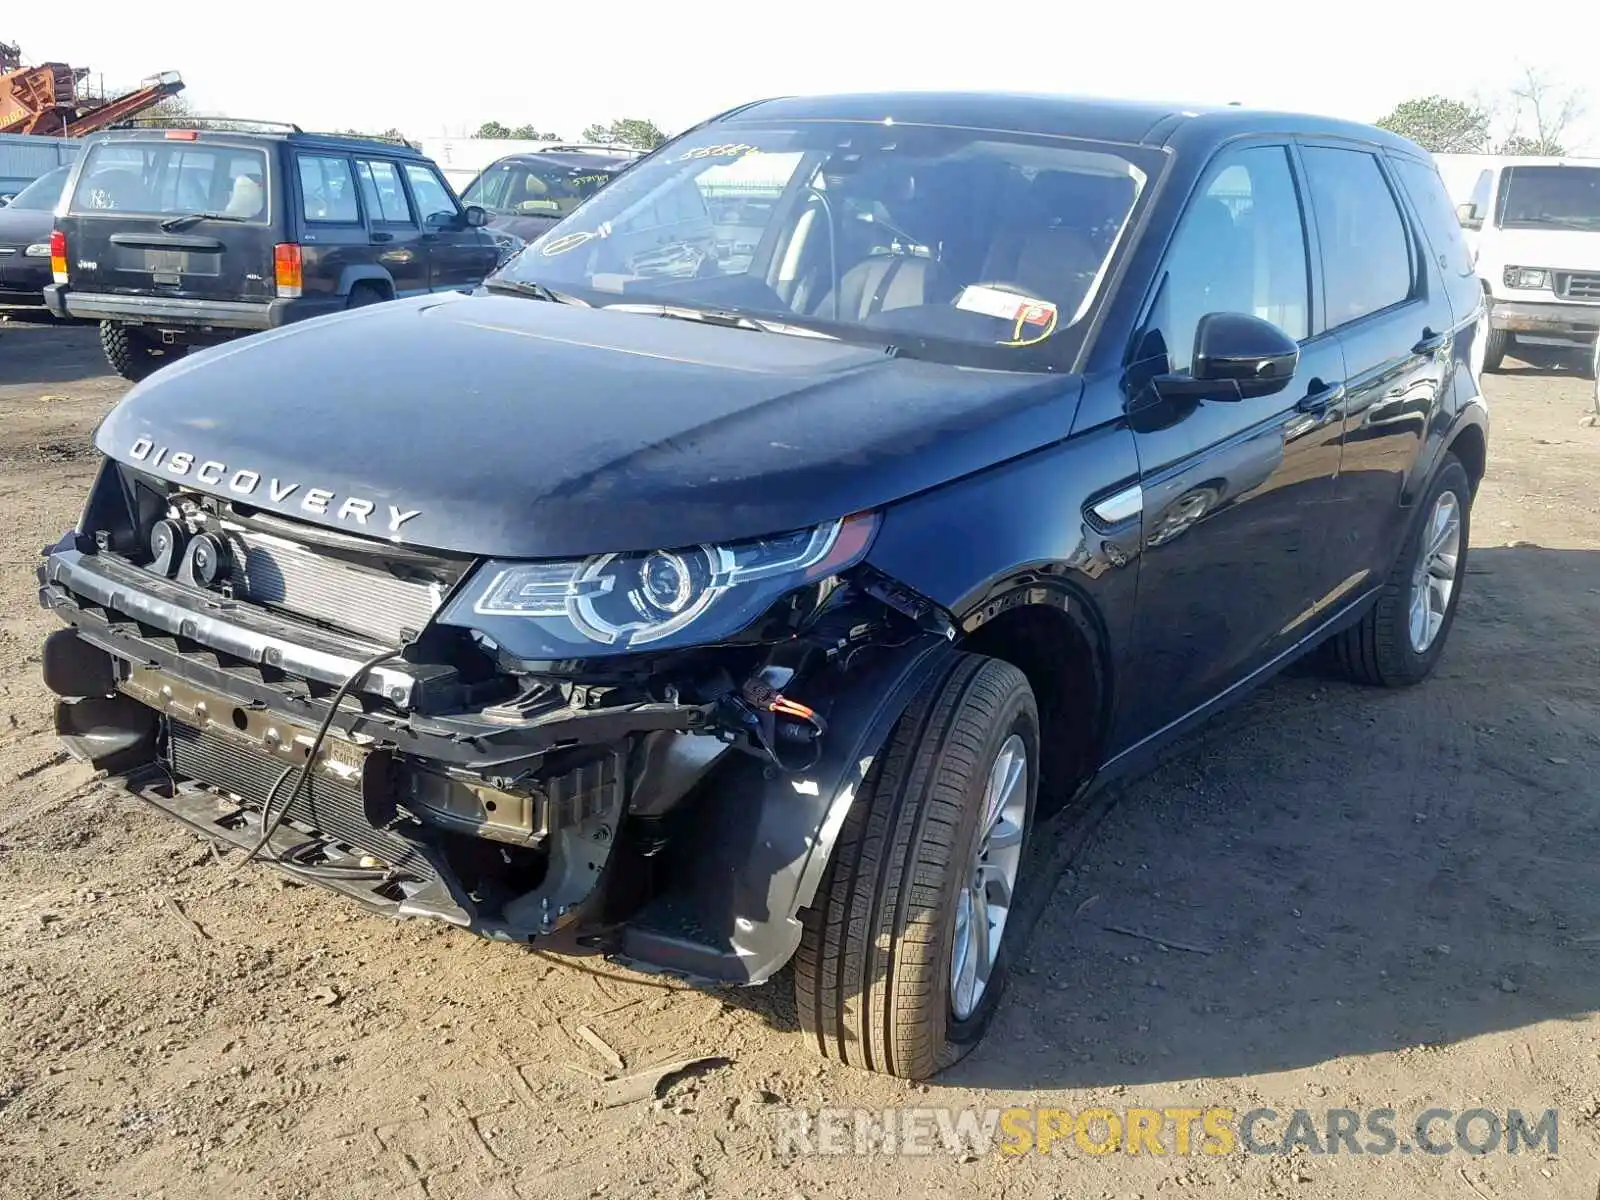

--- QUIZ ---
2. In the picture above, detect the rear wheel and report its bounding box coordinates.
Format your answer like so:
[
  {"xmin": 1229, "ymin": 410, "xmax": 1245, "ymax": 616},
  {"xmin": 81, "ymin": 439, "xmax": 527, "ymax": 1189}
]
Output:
[
  {"xmin": 345, "ymin": 282, "xmax": 388, "ymax": 309},
  {"xmin": 795, "ymin": 654, "xmax": 1039, "ymax": 1079},
  {"xmin": 99, "ymin": 321, "xmax": 171, "ymax": 382},
  {"xmin": 1326, "ymin": 455, "xmax": 1471, "ymax": 688}
]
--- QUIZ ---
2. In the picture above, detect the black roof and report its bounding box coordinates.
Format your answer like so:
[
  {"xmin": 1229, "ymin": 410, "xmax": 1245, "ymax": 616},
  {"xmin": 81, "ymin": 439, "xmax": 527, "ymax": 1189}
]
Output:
[{"xmin": 722, "ymin": 92, "xmax": 1423, "ymax": 157}]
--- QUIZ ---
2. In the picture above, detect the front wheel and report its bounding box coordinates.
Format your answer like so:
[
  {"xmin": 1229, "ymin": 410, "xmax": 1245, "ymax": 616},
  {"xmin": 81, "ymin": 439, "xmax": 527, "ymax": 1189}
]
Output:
[{"xmin": 795, "ymin": 654, "xmax": 1039, "ymax": 1079}]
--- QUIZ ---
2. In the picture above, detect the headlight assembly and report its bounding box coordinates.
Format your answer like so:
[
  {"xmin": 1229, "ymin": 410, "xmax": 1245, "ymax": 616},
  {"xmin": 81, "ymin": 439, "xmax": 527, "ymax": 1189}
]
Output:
[
  {"xmin": 1503, "ymin": 266, "xmax": 1550, "ymax": 290},
  {"xmin": 440, "ymin": 512, "xmax": 879, "ymax": 657}
]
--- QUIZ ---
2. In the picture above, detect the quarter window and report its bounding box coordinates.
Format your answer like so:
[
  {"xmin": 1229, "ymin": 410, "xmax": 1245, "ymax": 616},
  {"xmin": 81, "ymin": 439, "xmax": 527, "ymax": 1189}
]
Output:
[
  {"xmin": 356, "ymin": 159, "xmax": 414, "ymax": 224},
  {"xmin": 1391, "ymin": 155, "xmax": 1480, "ymax": 318},
  {"xmin": 1300, "ymin": 146, "xmax": 1414, "ymax": 328},
  {"xmin": 297, "ymin": 154, "xmax": 358, "ymax": 223},
  {"xmin": 1156, "ymin": 145, "xmax": 1310, "ymax": 374}
]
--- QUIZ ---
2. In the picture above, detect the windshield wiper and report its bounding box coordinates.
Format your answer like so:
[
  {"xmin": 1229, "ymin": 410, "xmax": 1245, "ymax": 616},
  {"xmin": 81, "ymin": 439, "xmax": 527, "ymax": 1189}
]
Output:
[
  {"xmin": 602, "ymin": 302, "xmax": 838, "ymax": 341},
  {"xmin": 158, "ymin": 211, "xmax": 249, "ymax": 231},
  {"xmin": 482, "ymin": 278, "xmax": 582, "ymax": 304}
]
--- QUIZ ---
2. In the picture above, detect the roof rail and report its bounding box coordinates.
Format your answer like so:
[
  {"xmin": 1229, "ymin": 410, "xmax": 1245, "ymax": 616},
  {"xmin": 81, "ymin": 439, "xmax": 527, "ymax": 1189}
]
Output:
[
  {"xmin": 307, "ymin": 129, "xmax": 417, "ymax": 147},
  {"xmin": 113, "ymin": 116, "xmax": 305, "ymax": 133},
  {"xmin": 538, "ymin": 143, "xmax": 647, "ymax": 156}
]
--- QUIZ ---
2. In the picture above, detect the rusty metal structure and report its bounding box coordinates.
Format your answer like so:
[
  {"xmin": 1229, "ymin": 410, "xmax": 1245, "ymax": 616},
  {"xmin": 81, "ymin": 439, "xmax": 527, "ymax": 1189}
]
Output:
[{"xmin": 1, "ymin": 39, "xmax": 184, "ymax": 136}]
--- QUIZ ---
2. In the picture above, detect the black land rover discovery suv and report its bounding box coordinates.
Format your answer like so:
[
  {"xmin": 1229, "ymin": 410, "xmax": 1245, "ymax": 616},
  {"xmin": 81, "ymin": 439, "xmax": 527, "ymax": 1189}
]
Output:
[
  {"xmin": 44, "ymin": 125, "xmax": 502, "ymax": 380},
  {"xmin": 39, "ymin": 93, "xmax": 1488, "ymax": 1079}
]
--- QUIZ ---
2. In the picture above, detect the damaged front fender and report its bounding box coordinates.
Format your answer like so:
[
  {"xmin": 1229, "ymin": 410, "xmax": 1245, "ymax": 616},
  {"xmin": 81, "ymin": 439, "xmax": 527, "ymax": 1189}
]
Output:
[{"xmin": 616, "ymin": 630, "xmax": 961, "ymax": 984}]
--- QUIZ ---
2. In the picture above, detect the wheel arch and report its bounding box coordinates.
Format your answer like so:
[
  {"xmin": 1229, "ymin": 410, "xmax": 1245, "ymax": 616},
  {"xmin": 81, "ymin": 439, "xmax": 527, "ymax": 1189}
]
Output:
[
  {"xmin": 955, "ymin": 579, "xmax": 1115, "ymax": 813},
  {"xmin": 335, "ymin": 265, "xmax": 395, "ymax": 299},
  {"xmin": 1403, "ymin": 382, "xmax": 1489, "ymax": 511}
]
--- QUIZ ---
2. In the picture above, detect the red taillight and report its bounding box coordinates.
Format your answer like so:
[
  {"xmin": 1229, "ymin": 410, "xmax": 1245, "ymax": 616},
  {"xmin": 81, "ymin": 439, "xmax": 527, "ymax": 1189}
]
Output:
[
  {"xmin": 49, "ymin": 229, "xmax": 68, "ymax": 283},
  {"xmin": 274, "ymin": 243, "xmax": 303, "ymax": 298},
  {"xmin": 165, "ymin": 129, "xmax": 199, "ymax": 140}
]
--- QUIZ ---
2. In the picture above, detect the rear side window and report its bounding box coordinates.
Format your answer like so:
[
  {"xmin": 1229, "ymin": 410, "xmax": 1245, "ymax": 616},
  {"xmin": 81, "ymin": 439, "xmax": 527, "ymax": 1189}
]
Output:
[
  {"xmin": 355, "ymin": 160, "xmax": 413, "ymax": 224},
  {"xmin": 1155, "ymin": 144, "xmax": 1311, "ymax": 373},
  {"xmin": 402, "ymin": 164, "xmax": 459, "ymax": 226},
  {"xmin": 70, "ymin": 141, "xmax": 270, "ymax": 222},
  {"xmin": 1300, "ymin": 146, "xmax": 1414, "ymax": 328},
  {"xmin": 297, "ymin": 154, "xmax": 358, "ymax": 223},
  {"xmin": 1389, "ymin": 155, "xmax": 1482, "ymax": 319}
]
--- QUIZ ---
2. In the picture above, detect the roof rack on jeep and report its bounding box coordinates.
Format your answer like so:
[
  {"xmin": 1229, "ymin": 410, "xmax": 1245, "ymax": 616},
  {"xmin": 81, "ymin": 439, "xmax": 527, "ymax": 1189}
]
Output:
[
  {"xmin": 307, "ymin": 130, "xmax": 417, "ymax": 147},
  {"xmin": 113, "ymin": 116, "xmax": 305, "ymax": 133}
]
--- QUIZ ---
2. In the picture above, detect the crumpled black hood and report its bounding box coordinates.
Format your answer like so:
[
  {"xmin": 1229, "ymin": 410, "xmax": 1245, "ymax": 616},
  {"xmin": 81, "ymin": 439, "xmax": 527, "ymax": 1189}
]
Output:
[{"xmin": 93, "ymin": 293, "xmax": 1082, "ymax": 558}]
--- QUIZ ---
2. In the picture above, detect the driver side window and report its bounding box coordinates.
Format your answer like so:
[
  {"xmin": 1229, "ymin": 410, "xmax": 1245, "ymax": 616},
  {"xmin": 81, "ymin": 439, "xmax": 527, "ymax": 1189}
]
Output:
[{"xmin": 1158, "ymin": 145, "xmax": 1310, "ymax": 374}]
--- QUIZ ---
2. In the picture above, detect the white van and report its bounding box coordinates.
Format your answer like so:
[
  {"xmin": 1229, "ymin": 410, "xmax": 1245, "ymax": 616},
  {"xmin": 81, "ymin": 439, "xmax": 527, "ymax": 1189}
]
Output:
[{"xmin": 1451, "ymin": 156, "xmax": 1600, "ymax": 371}]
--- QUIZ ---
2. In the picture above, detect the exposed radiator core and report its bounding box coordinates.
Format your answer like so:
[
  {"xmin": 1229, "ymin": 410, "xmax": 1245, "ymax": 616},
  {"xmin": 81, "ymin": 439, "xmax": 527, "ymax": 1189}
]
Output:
[
  {"xmin": 221, "ymin": 526, "xmax": 444, "ymax": 646},
  {"xmin": 168, "ymin": 719, "xmax": 436, "ymax": 879}
]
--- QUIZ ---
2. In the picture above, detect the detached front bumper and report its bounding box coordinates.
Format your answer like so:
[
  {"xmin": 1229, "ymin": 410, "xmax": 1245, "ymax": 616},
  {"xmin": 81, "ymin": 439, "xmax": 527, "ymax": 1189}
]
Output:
[
  {"xmin": 42, "ymin": 285, "xmax": 343, "ymax": 330},
  {"xmin": 37, "ymin": 537, "xmax": 957, "ymax": 986},
  {"xmin": 1489, "ymin": 298, "xmax": 1600, "ymax": 339}
]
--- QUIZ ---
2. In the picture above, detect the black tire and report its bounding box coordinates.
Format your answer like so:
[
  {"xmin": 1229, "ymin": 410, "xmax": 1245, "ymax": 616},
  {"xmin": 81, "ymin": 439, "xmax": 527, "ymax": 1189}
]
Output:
[
  {"xmin": 345, "ymin": 283, "xmax": 388, "ymax": 309},
  {"xmin": 795, "ymin": 653, "xmax": 1039, "ymax": 1079},
  {"xmin": 99, "ymin": 321, "xmax": 166, "ymax": 382},
  {"xmin": 1481, "ymin": 322, "xmax": 1509, "ymax": 373},
  {"xmin": 1326, "ymin": 455, "xmax": 1472, "ymax": 688}
]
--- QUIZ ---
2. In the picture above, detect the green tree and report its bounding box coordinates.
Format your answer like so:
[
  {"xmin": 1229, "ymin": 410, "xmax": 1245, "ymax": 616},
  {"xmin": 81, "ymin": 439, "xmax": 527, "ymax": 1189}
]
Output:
[
  {"xmin": 510, "ymin": 123, "xmax": 562, "ymax": 141},
  {"xmin": 579, "ymin": 117, "xmax": 668, "ymax": 150},
  {"xmin": 1375, "ymin": 96, "xmax": 1490, "ymax": 153},
  {"xmin": 475, "ymin": 120, "xmax": 513, "ymax": 138},
  {"xmin": 1497, "ymin": 133, "xmax": 1566, "ymax": 155}
]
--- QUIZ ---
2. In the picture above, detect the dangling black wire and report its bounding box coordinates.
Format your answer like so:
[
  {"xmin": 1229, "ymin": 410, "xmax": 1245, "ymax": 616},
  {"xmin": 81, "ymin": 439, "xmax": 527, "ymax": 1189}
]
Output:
[{"xmin": 234, "ymin": 645, "xmax": 406, "ymax": 871}]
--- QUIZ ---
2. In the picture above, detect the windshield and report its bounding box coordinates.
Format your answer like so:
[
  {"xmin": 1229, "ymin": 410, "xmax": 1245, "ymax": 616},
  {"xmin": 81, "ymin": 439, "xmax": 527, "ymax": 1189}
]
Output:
[
  {"xmin": 69, "ymin": 140, "xmax": 271, "ymax": 222},
  {"xmin": 464, "ymin": 160, "xmax": 616, "ymax": 218},
  {"xmin": 7, "ymin": 164, "xmax": 73, "ymax": 211},
  {"xmin": 495, "ymin": 120, "xmax": 1154, "ymax": 367},
  {"xmin": 1496, "ymin": 166, "xmax": 1600, "ymax": 229}
]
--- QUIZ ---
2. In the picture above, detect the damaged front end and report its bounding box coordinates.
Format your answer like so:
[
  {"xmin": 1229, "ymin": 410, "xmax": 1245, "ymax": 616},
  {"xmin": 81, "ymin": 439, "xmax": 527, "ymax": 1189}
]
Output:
[{"xmin": 38, "ymin": 457, "xmax": 957, "ymax": 984}]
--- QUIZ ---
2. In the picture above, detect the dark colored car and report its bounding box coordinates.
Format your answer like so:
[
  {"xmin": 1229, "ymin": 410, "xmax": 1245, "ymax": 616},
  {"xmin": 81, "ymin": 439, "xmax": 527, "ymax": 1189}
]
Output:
[
  {"xmin": 38, "ymin": 93, "xmax": 1487, "ymax": 1079},
  {"xmin": 459, "ymin": 145, "xmax": 639, "ymax": 243},
  {"xmin": 43, "ymin": 126, "xmax": 502, "ymax": 380},
  {"xmin": 0, "ymin": 163, "xmax": 72, "ymax": 308}
]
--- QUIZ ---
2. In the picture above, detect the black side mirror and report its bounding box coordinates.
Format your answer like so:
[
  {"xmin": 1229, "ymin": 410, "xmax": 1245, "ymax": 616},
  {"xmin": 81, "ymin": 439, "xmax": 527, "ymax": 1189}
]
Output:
[
  {"xmin": 464, "ymin": 204, "xmax": 488, "ymax": 228},
  {"xmin": 1153, "ymin": 312, "xmax": 1299, "ymax": 402}
]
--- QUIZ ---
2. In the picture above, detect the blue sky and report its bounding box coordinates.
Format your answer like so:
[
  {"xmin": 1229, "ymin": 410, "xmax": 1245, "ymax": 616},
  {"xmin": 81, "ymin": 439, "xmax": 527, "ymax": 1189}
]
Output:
[{"xmin": 9, "ymin": 0, "xmax": 1597, "ymax": 149}]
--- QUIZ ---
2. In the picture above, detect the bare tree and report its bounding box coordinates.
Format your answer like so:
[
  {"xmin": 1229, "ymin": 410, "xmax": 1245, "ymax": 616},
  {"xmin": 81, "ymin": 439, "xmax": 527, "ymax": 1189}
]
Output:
[{"xmin": 1498, "ymin": 66, "xmax": 1586, "ymax": 155}]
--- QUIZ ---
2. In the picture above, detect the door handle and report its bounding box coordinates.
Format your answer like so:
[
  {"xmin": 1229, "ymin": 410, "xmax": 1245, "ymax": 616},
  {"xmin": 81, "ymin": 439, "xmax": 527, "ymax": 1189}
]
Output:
[
  {"xmin": 370, "ymin": 231, "xmax": 394, "ymax": 244},
  {"xmin": 1296, "ymin": 380, "xmax": 1344, "ymax": 416},
  {"xmin": 1412, "ymin": 327, "xmax": 1447, "ymax": 355}
]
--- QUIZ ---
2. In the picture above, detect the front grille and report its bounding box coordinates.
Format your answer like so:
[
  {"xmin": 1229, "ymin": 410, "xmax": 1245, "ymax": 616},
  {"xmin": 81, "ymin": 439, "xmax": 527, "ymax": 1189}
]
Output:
[
  {"xmin": 220, "ymin": 526, "xmax": 444, "ymax": 646},
  {"xmin": 1555, "ymin": 272, "xmax": 1600, "ymax": 300},
  {"xmin": 168, "ymin": 719, "xmax": 437, "ymax": 879}
]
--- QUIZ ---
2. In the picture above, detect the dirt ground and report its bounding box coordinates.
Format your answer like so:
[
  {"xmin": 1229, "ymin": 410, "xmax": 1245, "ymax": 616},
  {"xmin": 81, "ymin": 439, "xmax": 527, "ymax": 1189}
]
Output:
[{"xmin": 1, "ymin": 315, "xmax": 1598, "ymax": 1200}]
